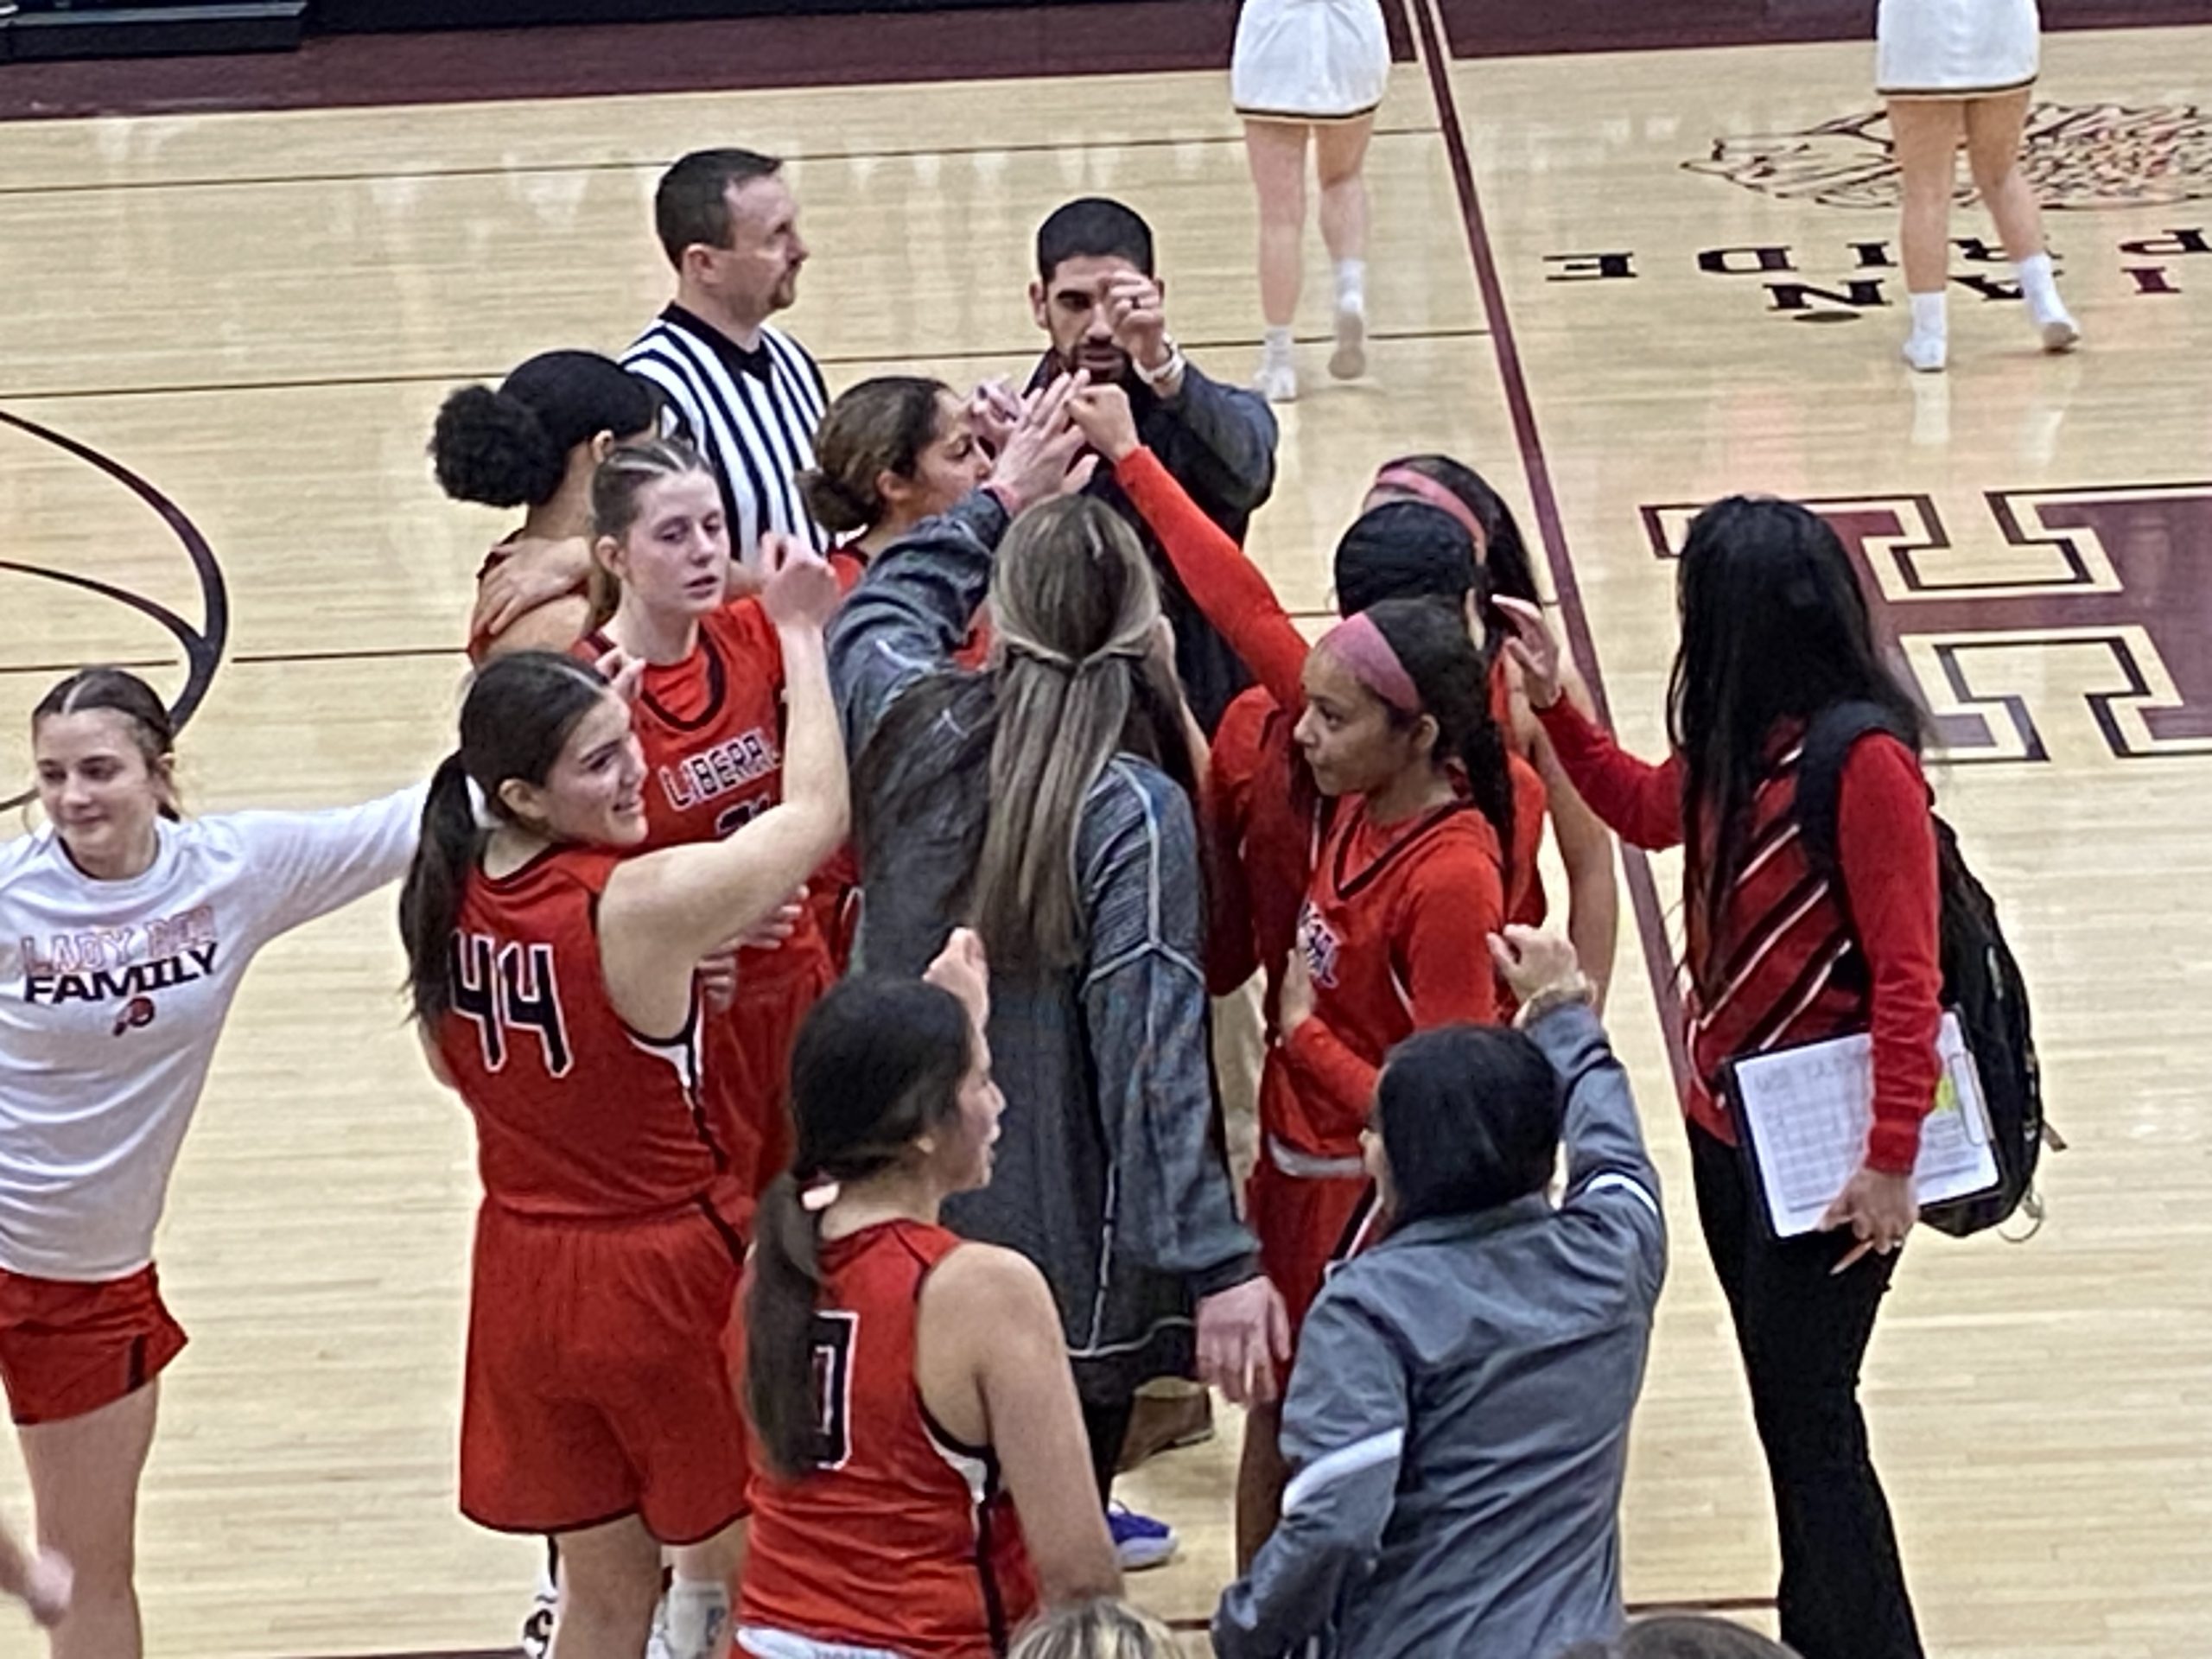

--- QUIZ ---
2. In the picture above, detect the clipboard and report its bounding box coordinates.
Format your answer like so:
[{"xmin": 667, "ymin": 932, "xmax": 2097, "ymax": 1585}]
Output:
[{"xmin": 1721, "ymin": 1012, "xmax": 1999, "ymax": 1239}]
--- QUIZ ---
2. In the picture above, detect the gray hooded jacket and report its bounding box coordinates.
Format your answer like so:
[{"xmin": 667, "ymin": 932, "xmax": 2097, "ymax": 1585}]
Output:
[{"xmin": 1214, "ymin": 1001, "xmax": 1667, "ymax": 1659}]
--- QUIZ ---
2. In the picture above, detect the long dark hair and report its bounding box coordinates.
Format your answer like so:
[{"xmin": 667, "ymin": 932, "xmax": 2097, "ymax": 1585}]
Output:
[
  {"xmin": 397, "ymin": 651, "xmax": 610, "ymax": 1027},
  {"xmin": 32, "ymin": 667, "xmax": 182, "ymax": 821},
  {"xmin": 852, "ymin": 497, "xmax": 1201, "ymax": 976},
  {"xmin": 1364, "ymin": 596, "xmax": 1516, "ymax": 893},
  {"xmin": 1668, "ymin": 496, "xmax": 1926, "ymax": 974},
  {"xmin": 747, "ymin": 976, "xmax": 974, "ymax": 1478},
  {"xmin": 1377, "ymin": 1025, "xmax": 1561, "ymax": 1224},
  {"xmin": 1371, "ymin": 453, "xmax": 1541, "ymax": 621}
]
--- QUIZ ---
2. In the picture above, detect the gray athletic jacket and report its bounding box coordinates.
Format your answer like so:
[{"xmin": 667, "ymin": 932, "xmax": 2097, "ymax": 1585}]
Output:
[
  {"xmin": 828, "ymin": 491, "xmax": 1262, "ymax": 1407},
  {"xmin": 1213, "ymin": 1001, "xmax": 1667, "ymax": 1659}
]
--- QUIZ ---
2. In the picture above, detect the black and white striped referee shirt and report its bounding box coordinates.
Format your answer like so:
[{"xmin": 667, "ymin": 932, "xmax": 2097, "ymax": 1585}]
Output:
[{"xmin": 622, "ymin": 302, "xmax": 832, "ymax": 561}]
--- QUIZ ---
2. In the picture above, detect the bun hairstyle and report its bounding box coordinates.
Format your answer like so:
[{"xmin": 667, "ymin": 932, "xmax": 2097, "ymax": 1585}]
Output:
[
  {"xmin": 798, "ymin": 376, "xmax": 950, "ymax": 536},
  {"xmin": 430, "ymin": 351, "xmax": 661, "ymax": 510},
  {"xmin": 31, "ymin": 667, "xmax": 183, "ymax": 820}
]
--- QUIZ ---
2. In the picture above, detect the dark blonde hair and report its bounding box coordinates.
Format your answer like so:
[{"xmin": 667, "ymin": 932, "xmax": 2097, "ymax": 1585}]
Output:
[
  {"xmin": 1008, "ymin": 1599, "xmax": 1179, "ymax": 1659},
  {"xmin": 32, "ymin": 667, "xmax": 182, "ymax": 820},
  {"xmin": 585, "ymin": 437, "xmax": 719, "ymax": 629},
  {"xmin": 798, "ymin": 376, "xmax": 951, "ymax": 536}
]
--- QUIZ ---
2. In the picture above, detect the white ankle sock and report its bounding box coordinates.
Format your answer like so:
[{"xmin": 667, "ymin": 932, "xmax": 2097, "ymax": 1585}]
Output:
[
  {"xmin": 1334, "ymin": 259, "xmax": 1366, "ymax": 315},
  {"xmin": 1261, "ymin": 324, "xmax": 1294, "ymax": 362},
  {"xmin": 1903, "ymin": 290, "xmax": 1948, "ymax": 372},
  {"xmin": 2013, "ymin": 251, "xmax": 2067, "ymax": 322},
  {"xmin": 663, "ymin": 1577, "xmax": 729, "ymax": 1659}
]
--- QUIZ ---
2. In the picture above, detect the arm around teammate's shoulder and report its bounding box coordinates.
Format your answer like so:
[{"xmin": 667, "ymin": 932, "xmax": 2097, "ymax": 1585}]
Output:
[{"xmin": 920, "ymin": 1243, "xmax": 1122, "ymax": 1605}]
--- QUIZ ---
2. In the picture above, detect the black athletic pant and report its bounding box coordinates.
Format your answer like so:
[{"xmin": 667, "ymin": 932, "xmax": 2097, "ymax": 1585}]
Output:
[
  {"xmin": 1690, "ymin": 1125, "xmax": 1925, "ymax": 1659},
  {"xmin": 1079, "ymin": 1395, "xmax": 1135, "ymax": 1503}
]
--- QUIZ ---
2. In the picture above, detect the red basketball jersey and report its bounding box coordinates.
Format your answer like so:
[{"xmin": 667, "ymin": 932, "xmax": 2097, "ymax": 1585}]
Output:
[
  {"xmin": 1268, "ymin": 798, "xmax": 1507, "ymax": 1160},
  {"xmin": 1214, "ymin": 687, "xmax": 1548, "ymax": 1027},
  {"xmin": 740, "ymin": 1220, "xmax": 1038, "ymax": 1659},
  {"xmin": 438, "ymin": 845, "xmax": 740, "ymax": 1223}
]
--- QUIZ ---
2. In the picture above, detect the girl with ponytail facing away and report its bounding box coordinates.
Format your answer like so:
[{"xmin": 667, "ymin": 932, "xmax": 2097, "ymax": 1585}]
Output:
[
  {"xmin": 429, "ymin": 350, "xmax": 660, "ymax": 662},
  {"xmin": 397, "ymin": 535, "xmax": 844, "ymax": 1659},
  {"xmin": 737, "ymin": 941, "xmax": 1120, "ymax": 1657},
  {"xmin": 830, "ymin": 373, "xmax": 1287, "ymax": 1521}
]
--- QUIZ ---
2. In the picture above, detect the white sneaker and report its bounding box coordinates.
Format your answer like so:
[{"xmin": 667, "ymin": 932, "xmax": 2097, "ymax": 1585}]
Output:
[
  {"xmin": 2038, "ymin": 312, "xmax": 2081, "ymax": 353},
  {"xmin": 1328, "ymin": 304, "xmax": 1368, "ymax": 380},
  {"xmin": 518, "ymin": 1588, "xmax": 555, "ymax": 1659},
  {"xmin": 1901, "ymin": 332, "xmax": 1947, "ymax": 373},
  {"xmin": 1254, "ymin": 353, "xmax": 1299, "ymax": 404}
]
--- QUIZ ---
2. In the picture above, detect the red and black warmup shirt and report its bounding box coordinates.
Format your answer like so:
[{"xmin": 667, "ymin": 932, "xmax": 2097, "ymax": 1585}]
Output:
[
  {"xmin": 440, "ymin": 844, "xmax": 739, "ymax": 1223},
  {"xmin": 739, "ymin": 1219, "xmax": 1038, "ymax": 1659},
  {"xmin": 1535, "ymin": 699, "xmax": 1942, "ymax": 1172}
]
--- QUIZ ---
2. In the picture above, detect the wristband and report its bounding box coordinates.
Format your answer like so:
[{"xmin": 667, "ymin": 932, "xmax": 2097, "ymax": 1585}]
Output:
[
  {"xmin": 1134, "ymin": 339, "xmax": 1185, "ymax": 391},
  {"xmin": 1513, "ymin": 973, "xmax": 1596, "ymax": 1028}
]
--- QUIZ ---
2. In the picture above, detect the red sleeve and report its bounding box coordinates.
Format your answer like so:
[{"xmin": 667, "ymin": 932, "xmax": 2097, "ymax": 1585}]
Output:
[
  {"xmin": 1115, "ymin": 448, "xmax": 1310, "ymax": 712},
  {"xmin": 1834, "ymin": 735, "xmax": 1943, "ymax": 1173},
  {"xmin": 1284, "ymin": 832, "xmax": 1503, "ymax": 1118},
  {"xmin": 1203, "ymin": 697, "xmax": 1264, "ymax": 995},
  {"xmin": 1533, "ymin": 699, "xmax": 1687, "ymax": 851}
]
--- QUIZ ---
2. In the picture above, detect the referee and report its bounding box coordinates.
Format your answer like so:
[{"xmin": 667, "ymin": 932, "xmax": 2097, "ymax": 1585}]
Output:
[{"xmin": 625, "ymin": 148, "xmax": 832, "ymax": 566}]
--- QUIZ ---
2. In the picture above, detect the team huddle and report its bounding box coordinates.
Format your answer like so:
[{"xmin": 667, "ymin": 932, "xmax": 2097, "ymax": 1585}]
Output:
[{"xmin": 4, "ymin": 146, "xmax": 1960, "ymax": 1659}]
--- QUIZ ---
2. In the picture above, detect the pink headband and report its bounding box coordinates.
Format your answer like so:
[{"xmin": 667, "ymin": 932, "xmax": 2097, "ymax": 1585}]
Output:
[
  {"xmin": 1371, "ymin": 467, "xmax": 1487, "ymax": 551},
  {"xmin": 1318, "ymin": 612, "xmax": 1421, "ymax": 715}
]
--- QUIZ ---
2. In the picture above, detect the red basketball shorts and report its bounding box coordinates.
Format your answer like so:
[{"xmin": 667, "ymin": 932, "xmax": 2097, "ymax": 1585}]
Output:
[
  {"xmin": 0, "ymin": 1262, "xmax": 188, "ymax": 1427},
  {"xmin": 717, "ymin": 950, "xmax": 836, "ymax": 1198},
  {"xmin": 461, "ymin": 1199, "xmax": 752, "ymax": 1545},
  {"xmin": 1246, "ymin": 1150, "xmax": 1370, "ymax": 1341}
]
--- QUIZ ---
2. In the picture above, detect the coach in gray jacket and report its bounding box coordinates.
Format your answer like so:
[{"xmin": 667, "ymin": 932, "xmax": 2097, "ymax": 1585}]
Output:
[{"xmin": 1214, "ymin": 928, "xmax": 1668, "ymax": 1659}]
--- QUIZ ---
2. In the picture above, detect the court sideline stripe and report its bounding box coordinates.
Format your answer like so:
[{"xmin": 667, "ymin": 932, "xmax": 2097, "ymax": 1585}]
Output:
[
  {"xmin": 0, "ymin": 123, "xmax": 1444, "ymax": 201},
  {"xmin": 0, "ymin": 327, "xmax": 1489, "ymax": 406},
  {"xmin": 1399, "ymin": 0, "xmax": 1694, "ymax": 1090}
]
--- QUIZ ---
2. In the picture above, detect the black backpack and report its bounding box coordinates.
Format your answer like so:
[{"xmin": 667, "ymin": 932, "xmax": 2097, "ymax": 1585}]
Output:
[{"xmin": 1796, "ymin": 702, "xmax": 2055, "ymax": 1238}]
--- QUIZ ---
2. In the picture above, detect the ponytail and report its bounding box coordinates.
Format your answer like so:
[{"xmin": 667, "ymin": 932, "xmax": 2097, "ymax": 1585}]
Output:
[
  {"xmin": 396, "ymin": 651, "xmax": 610, "ymax": 1030},
  {"xmin": 745, "ymin": 976, "xmax": 974, "ymax": 1478},
  {"xmin": 398, "ymin": 753, "xmax": 486, "ymax": 1025},
  {"xmin": 745, "ymin": 1171, "xmax": 830, "ymax": 1476},
  {"xmin": 1363, "ymin": 597, "xmax": 1517, "ymax": 895}
]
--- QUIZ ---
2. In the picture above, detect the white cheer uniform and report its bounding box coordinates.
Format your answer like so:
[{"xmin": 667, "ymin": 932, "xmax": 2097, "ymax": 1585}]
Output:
[
  {"xmin": 0, "ymin": 786, "xmax": 423, "ymax": 1281},
  {"xmin": 1231, "ymin": 0, "xmax": 1390, "ymax": 123},
  {"xmin": 1878, "ymin": 0, "xmax": 2041, "ymax": 98}
]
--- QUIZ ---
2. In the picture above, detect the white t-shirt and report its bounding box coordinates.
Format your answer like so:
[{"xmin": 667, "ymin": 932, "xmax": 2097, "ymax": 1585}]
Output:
[{"xmin": 0, "ymin": 785, "xmax": 424, "ymax": 1281}]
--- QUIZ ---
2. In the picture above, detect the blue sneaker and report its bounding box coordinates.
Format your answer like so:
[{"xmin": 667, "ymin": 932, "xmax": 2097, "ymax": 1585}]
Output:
[{"xmin": 1107, "ymin": 1501, "xmax": 1179, "ymax": 1571}]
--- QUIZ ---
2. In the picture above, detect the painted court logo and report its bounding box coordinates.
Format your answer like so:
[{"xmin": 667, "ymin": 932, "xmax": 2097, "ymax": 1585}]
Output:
[{"xmin": 1688, "ymin": 102, "xmax": 2212, "ymax": 211}]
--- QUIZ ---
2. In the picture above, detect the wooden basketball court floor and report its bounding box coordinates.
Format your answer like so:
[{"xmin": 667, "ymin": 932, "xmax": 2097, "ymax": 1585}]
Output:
[{"xmin": 3, "ymin": 6, "xmax": 2209, "ymax": 1655}]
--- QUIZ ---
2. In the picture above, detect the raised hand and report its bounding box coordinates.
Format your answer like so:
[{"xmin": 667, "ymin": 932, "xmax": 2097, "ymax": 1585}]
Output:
[
  {"xmin": 758, "ymin": 532, "xmax": 842, "ymax": 632},
  {"xmin": 925, "ymin": 925, "xmax": 991, "ymax": 1030},
  {"xmin": 1495, "ymin": 596, "xmax": 1564, "ymax": 711},
  {"xmin": 986, "ymin": 372, "xmax": 1098, "ymax": 512},
  {"xmin": 1068, "ymin": 382, "xmax": 1141, "ymax": 464},
  {"xmin": 1103, "ymin": 272, "xmax": 1172, "ymax": 376},
  {"xmin": 967, "ymin": 378, "xmax": 1022, "ymax": 454},
  {"xmin": 1485, "ymin": 925, "xmax": 1584, "ymax": 1006}
]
